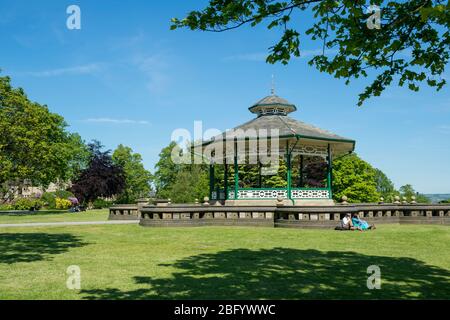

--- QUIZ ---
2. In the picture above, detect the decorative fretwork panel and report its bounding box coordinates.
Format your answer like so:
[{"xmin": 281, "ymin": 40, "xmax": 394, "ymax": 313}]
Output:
[
  {"xmin": 228, "ymin": 189, "xmax": 287, "ymax": 199},
  {"xmin": 291, "ymin": 189, "xmax": 330, "ymax": 199},
  {"xmin": 228, "ymin": 188, "xmax": 330, "ymax": 200},
  {"xmin": 291, "ymin": 145, "xmax": 328, "ymax": 157}
]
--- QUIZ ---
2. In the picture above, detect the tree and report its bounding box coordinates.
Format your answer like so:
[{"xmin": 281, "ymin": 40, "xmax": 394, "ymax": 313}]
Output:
[
  {"xmin": 332, "ymin": 153, "xmax": 380, "ymax": 203},
  {"xmin": 71, "ymin": 141, "xmax": 125, "ymax": 205},
  {"xmin": 399, "ymin": 184, "xmax": 430, "ymax": 203},
  {"xmin": 0, "ymin": 74, "xmax": 88, "ymax": 201},
  {"xmin": 374, "ymin": 168, "xmax": 396, "ymax": 199},
  {"xmin": 399, "ymin": 184, "xmax": 416, "ymax": 199},
  {"xmin": 301, "ymin": 157, "xmax": 327, "ymax": 188},
  {"xmin": 230, "ymin": 156, "xmax": 288, "ymax": 188},
  {"xmin": 172, "ymin": 0, "xmax": 449, "ymax": 105},
  {"xmin": 112, "ymin": 144, "xmax": 153, "ymax": 203},
  {"xmin": 168, "ymin": 166, "xmax": 209, "ymax": 203},
  {"xmin": 263, "ymin": 157, "xmax": 288, "ymax": 188},
  {"xmin": 153, "ymin": 142, "xmax": 210, "ymax": 202},
  {"xmin": 153, "ymin": 142, "xmax": 183, "ymax": 198}
]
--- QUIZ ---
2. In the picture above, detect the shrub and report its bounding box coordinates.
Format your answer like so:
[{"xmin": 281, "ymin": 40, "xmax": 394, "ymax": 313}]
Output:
[
  {"xmin": 0, "ymin": 204, "xmax": 14, "ymax": 211},
  {"xmin": 55, "ymin": 197, "xmax": 72, "ymax": 210},
  {"xmin": 92, "ymin": 198, "xmax": 113, "ymax": 209},
  {"xmin": 68, "ymin": 197, "xmax": 79, "ymax": 206},
  {"xmin": 41, "ymin": 190, "xmax": 75, "ymax": 209},
  {"xmin": 55, "ymin": 190, "xmax": 74, "ymax": 199},
  {"xmin": 12, "ymin": 197, "xmax": 44, "ymax": 211},
  {"xmin": 41, "ymin": 192, "xmax": 57, "ymax": 209}
]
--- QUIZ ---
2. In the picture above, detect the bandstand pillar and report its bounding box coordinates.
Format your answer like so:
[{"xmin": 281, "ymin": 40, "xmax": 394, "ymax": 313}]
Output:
[
  {"xmin": 234, "ymin": 144, "xmax": 239, "ymax": 200},
  {"xmin": 224, "ymin": 164, "xmax": 228, "ymax": 200},
  {"xmin": 209, "ymin": 162, "xmax": 215, "ymax": 199},
  {"xmin": 327, "ymin": 144, "xmax": 333, "ymax": 198},
  {"xmin": 258, "ymin": 161, "xmax": 262, "ymax": 188},
  {"xmin": 286, "ymin": 141, "xmax": 292, "ymax": 203}
]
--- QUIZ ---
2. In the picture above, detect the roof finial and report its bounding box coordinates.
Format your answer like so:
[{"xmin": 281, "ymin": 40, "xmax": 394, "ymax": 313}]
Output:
[{"xmin": 271, "ymin": 74, "xmax": 275, "ymax": 95}]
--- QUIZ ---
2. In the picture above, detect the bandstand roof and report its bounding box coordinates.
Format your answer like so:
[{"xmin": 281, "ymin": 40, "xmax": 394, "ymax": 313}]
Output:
[
  {"xmin": 249, "ymin": 94, "xmax": 297, "ymax": 115},
  {"xmin": 223, "ymin": 113, "xmax": 354, "ymax": 143},
  {"xmin": 199, "ymin": 93, "xmax": 356, "ymax": 159}
]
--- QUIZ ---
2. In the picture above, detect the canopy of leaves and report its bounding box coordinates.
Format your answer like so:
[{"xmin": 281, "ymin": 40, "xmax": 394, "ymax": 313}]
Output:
[
  {"xmin": 332, "ymin": 153, "xmax": 380, "ymax": 203},
  {"xmin": 112, "ymin": 144, "xmax": 153, "ymax": 203},
  {"xmin": 399, "ymin": 184, "xmax": 430, "ymax": 203},
  {"xmin": 172, "ymin": 0, "xmax": 449, "ymax": 105},
  {"xmin": 0, "ymin": 74, "xmax": 88, "ymax": 200},
  {"xmin": 71, "ymin": 141, "xmax": 125, "ymax": 204},
  {"xmin": 153, "ymin": 142, "xmax": 210, "ymax": 201},
  {"xmin": 153, "ymin": 142, "xmax": 182, "ymax": 198},
  {"xmin": 301, "ymin": 157, "xmax": 328, "ymax": 188},
  {"xmin": 169, "ymin": 166, "xmax": 209, "ymax": 203},
  {"xmin": 374, "ymin": 168, "xmax": 396, "ymax": 199},
  {"xmin": 228, "ymin": 156, "xmax": 289, "ymax": 188}
]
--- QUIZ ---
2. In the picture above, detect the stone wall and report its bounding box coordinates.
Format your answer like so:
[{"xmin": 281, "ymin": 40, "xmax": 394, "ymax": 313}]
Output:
[
  {"xmin": 109, "ymin": 203, "xmax": 450, "ymax": 228},
  {"xmin": 108, "ymin": 205, "xmax": 140, "ymax": 220}
]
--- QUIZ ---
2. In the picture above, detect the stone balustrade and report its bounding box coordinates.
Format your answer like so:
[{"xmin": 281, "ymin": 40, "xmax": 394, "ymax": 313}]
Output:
[
  {"xmin": 108, "ymin": 204, "xmax": 140, "ymax": 220},
  {"xmin": 274, "ymin": 203, "xmax": 450, "ymax": 228},
  {"xmin": 109, "ymin": 202, "xmax": 450, "ymax": 228},
  {"xmin": 109, "ymin": 201, "xmax": 450, "ymax": 228},
  {"xmin": 139, "ymin": 205, "xmax": 276, "ymax": 227}
]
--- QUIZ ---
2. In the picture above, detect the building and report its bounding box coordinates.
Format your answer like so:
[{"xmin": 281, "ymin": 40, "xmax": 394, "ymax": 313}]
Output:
[{"xmin": 198, "ymin": 92, "xmax": 356, "ymax": 206}]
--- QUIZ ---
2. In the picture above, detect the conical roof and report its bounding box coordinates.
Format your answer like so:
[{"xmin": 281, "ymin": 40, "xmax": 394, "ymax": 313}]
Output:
[
  {"xmin": 249, "ymin": 94, "xmax": 296, "ymax": 116},
  {"xmin": 200, "ymin": 93, "xmax": 355, "ymax": 156}
]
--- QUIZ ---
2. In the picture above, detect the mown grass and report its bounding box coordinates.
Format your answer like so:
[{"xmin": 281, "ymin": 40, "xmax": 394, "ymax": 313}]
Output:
[
  {"xmin": 0, "ymin": 224, "xmax": 449, "ymax": 300},
  {"xmin": 0, "ymin": 209, "xmax": 109, "ymax": 224}
]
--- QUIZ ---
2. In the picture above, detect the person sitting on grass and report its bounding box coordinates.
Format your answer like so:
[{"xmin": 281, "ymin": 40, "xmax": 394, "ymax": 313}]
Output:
[
  {"xmin": 341, "ymin": 213, "xmax": 356, "ymax": 230},
  {"xmin": 351, "ymin": 213, "xmax": 376, "ymax": 231}
]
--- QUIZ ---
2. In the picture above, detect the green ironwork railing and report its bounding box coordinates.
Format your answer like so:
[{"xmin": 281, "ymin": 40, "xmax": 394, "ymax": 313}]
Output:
[{"xmin": 226, "ymin": 188, "xmax": 331, "ymax": 200}]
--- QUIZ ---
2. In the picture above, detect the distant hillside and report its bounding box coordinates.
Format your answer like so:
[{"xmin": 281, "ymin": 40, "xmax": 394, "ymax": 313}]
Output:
[{"xmin": 424, "ymin": 194, "xmax": 450, "ymax": 204}]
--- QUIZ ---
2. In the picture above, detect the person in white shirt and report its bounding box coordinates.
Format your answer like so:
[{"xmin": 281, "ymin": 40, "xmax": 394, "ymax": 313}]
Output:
[{"xmin": 341, "ymin": 213, "xmax": 355, "ymax": 230}]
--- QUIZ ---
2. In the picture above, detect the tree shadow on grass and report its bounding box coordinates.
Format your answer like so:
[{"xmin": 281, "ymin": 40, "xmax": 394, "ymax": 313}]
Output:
[
  {"xmin": 0, "ymin": 233, "xmax": 87, "ymax": 264},
  {"xmin": 82, "ymin": 248, "xmax": 450, "ymax": 300}
]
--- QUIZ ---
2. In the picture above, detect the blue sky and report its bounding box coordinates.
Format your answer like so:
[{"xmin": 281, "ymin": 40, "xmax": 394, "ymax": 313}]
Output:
[{"xmin": 0, "ymin": 0, "xmax": 449, "ymax": 193}]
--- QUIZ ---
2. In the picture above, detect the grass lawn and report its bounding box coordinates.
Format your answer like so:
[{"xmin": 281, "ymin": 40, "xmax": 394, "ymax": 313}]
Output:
[
  {"xmin": 0, "ymin": 224, "xmax": 449, "ymax": 300},
  {"xmin": 0, "ymin": 209, "xmax": 109, "ymax": 224}
]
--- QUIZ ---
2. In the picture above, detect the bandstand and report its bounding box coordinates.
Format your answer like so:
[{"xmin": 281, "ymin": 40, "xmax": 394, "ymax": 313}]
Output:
[
  {"xmin": 199, "ymin": 93, "xmax": 356, "ymax": 206},
  {"xmin": 109, "ymin": 91, "xmax": 450, "ymax": 228}
]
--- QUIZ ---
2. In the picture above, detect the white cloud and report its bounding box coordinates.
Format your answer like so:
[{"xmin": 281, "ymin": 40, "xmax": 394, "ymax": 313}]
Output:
[
  {"xmin": 223, "ymin": 48, "xmax": 338, "ymax": 62},
  {"xmin": 25, "ymin": 63, "xmax": 103, "ymax": 77},
  {"xmin": 108, "ymin": 30, "xmax": 146, "ymax": 50},
  {"xmin": 133, "ymin": 54, "xmax": 171, "ymax": 95},
  {"xmin": 84, "ymin": 118, "xmax": 150, "ymax": 125},
  {"xmin": 223, "ymin": 52, "xmax": 267, "ymax": 62}
]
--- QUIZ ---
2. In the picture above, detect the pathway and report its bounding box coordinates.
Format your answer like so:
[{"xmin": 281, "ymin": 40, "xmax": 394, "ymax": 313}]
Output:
[{"xmin": 0, "ymin": 220, "xmax": 139, "ymax": 228}]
